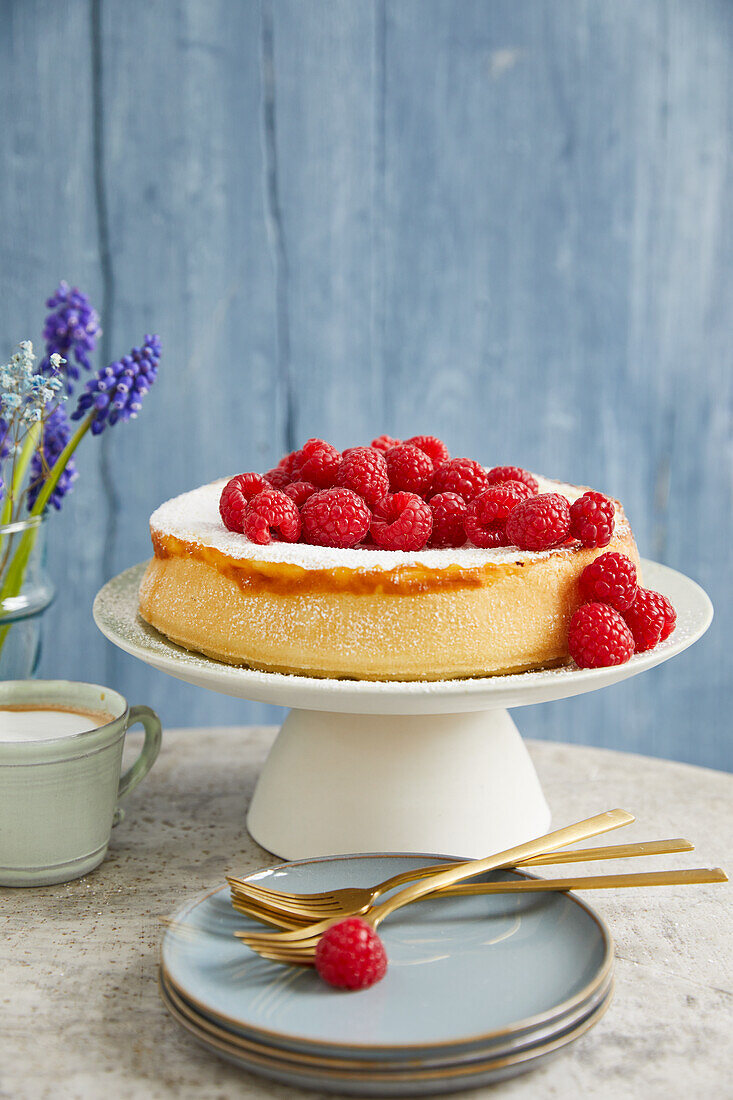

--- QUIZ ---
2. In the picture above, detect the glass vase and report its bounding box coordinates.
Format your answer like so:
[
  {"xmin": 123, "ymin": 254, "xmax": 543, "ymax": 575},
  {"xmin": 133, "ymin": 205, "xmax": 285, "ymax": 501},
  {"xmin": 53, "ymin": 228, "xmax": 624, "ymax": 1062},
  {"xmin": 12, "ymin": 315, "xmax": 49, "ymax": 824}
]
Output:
[{"xmin": 0, "ymin": 515, "xmax": 55, "ymax": 679}]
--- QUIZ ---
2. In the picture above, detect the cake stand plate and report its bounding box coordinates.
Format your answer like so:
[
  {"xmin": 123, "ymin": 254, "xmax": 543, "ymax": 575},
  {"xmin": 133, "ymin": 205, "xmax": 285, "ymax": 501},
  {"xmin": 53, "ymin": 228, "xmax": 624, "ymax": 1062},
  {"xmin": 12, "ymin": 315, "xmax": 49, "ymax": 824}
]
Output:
[{"xmin": 94, "ymin": 561, "xmax": 712, "ymax": 859}]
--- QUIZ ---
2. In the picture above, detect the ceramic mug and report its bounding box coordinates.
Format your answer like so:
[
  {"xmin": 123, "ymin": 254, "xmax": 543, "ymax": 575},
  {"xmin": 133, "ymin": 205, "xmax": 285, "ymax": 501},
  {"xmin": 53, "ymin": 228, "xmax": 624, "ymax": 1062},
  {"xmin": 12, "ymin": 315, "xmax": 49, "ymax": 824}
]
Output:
[{"xmin": 0, "ymin": 679, "xmax": 161, "ymax": 886}]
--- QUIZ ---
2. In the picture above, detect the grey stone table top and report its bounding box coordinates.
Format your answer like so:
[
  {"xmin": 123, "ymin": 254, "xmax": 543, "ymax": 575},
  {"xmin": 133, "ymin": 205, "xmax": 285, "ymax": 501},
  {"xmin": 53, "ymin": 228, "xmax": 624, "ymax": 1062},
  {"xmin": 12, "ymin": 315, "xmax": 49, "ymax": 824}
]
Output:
[{"xmin": 1, "ymin": 727, "xmax": 731, "ymax": 1100}]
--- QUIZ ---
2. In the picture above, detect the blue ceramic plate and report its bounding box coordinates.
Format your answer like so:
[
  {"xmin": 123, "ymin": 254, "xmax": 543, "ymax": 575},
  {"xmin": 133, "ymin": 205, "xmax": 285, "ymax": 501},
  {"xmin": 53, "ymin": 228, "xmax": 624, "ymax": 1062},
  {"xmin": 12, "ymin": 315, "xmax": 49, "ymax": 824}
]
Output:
[
  {"xmin": 160, "ymin": 965, "xmax": 613, "ymax": 1069},
  {"xmin": 159, "ymin": 972, "xmax": 613, "ymax": 1096},
  {"xmin": 162, "ymin": 854, "xmax": 612, "ymax": 1059}
]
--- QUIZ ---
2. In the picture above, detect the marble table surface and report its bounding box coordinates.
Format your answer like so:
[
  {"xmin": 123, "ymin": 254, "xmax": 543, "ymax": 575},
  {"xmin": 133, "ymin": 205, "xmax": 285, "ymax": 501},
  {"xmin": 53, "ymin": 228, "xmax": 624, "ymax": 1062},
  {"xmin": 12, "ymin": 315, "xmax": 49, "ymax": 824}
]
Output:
[{"xmin": 1, "ymin": 727, "xmax": 731, "ymax": 1100}]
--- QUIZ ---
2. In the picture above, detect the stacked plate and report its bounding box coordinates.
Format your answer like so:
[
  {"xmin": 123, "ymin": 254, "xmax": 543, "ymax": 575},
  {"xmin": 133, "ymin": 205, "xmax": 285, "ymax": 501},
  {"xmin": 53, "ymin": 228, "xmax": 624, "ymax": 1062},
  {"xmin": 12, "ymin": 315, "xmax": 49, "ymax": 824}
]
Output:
[{"xmin": 160, "ymin": 854, "xmax": 614, "ymax": 1096}]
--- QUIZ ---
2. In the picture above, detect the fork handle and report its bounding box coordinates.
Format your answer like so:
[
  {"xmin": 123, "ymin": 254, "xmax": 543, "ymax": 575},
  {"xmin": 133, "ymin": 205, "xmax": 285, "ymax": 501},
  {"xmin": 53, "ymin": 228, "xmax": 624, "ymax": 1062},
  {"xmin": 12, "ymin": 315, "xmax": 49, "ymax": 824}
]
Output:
[
  {"xmin": 369, "ymin": 808, "xmax": 634, "ymax": 925},
  {"xmin": 435, "ymin": 867, "xmax": 727, "ymax": 896},
  {"xmin": 367, "ymin": 837, "xmax": 694, "ymax": 899}
]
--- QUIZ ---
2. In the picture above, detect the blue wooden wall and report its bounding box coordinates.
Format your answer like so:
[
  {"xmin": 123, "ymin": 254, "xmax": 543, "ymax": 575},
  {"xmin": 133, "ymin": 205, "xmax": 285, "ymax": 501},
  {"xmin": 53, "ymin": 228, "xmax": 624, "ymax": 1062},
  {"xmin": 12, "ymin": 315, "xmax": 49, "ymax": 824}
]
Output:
[{"xmin": 1, "ymin": 1, "xmax": 730, "ymax": 770}]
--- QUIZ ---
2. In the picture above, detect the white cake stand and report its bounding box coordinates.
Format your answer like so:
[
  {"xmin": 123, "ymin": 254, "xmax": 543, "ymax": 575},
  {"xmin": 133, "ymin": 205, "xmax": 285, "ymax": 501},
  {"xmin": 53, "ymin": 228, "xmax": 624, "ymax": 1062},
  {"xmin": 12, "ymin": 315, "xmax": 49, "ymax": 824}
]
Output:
[{"xmin": 93, "ymin": 560, "xmax": 712, "ymax": 859}]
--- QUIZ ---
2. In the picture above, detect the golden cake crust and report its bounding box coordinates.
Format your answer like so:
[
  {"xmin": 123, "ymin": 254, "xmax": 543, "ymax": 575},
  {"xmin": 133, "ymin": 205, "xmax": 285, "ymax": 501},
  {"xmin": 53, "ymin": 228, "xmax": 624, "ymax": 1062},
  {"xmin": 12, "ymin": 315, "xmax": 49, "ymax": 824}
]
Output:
[{"xmin": 138, "ymin": 476, "xmax": 640, "ymax": 681}]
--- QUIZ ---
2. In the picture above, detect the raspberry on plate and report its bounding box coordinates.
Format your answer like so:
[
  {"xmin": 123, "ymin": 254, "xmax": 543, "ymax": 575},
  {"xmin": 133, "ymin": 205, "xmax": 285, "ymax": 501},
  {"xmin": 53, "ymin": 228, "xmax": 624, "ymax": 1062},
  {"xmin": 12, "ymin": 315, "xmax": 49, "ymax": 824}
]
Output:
[
  {"xmin": 623, "ymin": 588, "xmax": 676, "ymax": 652},
  {"xmin": 406, "ymin": 435, "xmax": 450, "ymax": 467},
  {"xmin": 219, "ymin": 473, "xmax": 271, "ymax": 532},
  {"xmin": 428, "ymin": 458, "xmax": 489, "ymax": 502},
  {"xmin": 486, "ymin": 466, "xmax": 539, "ymax": 495},
  {"xmin": 371, "ymin": 492, "xmax": 433, "ymax": 551},
  {"xmin": 429, "ymin": 492, "xmax": 467, "ymax": 548},
  {"xmin": 282, "ymin": 480, "xmax": 317, "ymax": 507},
  {"xmin": 569, "ymin": 491, "xmax": 616, "ymax": 548},
  {"xmin": 314, "ymin": 917, "xmax": 387, "ymax": 991},
  {"xmin": 568, "ymin": 602, "xmax": 635, "ymax": 668},
  {"xmin": 336, "ymin": 447, "xmax": 390, "ymax": 507},
  {"xmin": 658, "ymin": 596, "xmax": 677, "ymax": 641},
  {"xmin": 293, "ymin": 438, "xmax": 342, "ymax": 488},
  {"xmin": 385, "ymin": 444, "xmax": 434, "ymax": 496},
  {"xmin": 243, "ymin": 488, "xmax": 301, "ymax": 545},
  {"xmin": 301, "ymin": 487, "xmax": 371, "ymax": 548},
  {"xmin": 579, "ymin": 552, "xmax": 638, "ymax": 612},
  {"xmin": 505, "ymin": 493, "xmax": 571, "ymax": 551},
  {"xmin": 464, "ymin": 482, "xmax": 533, "ymax": 548},
  {"xmin": 370, "ymin": 434, "xmax": 401, "ymax": 453}
]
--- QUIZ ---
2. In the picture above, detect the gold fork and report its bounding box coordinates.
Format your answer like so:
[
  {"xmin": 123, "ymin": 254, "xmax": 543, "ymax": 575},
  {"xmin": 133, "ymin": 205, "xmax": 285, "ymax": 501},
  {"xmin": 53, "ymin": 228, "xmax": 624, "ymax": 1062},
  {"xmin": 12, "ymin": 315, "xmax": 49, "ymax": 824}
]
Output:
[
  {"xmin": 232, "ymin": 867, "xmax": 727, "ymax": 937},
  {"xmin": 228, "ymin": 837, "xmax": 694, "ymax": 923},
  {"xmin": 234, "ymin": 808, "xmax": 634, "ymax": 963}
]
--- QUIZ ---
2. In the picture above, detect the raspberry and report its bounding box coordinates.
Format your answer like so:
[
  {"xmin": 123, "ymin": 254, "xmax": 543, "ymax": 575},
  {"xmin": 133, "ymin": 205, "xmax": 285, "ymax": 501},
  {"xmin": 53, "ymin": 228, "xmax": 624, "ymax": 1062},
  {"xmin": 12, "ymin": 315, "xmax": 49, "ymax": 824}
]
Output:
[
  {"xmin": 464, "ymin": 519, "xmax": 507, "ymax": 549},
  {"xmin": 264, "ymin": 466, "xmax": 292, "ymax": 489},
  {"xmin": 219, "ymin": 473, "xmax": 270, "ymax": 532},
  {"xmin": 293, "ymin": 438, "xmax": 341, "ymax": 488},
  {"xmin": 314, "ymin": 917, "xmax": 387, "ymax": 991},
  {"xmin": 280, "ymin": 451, "xmax": 301, "ymax": 473},
  {"xmin": 279, "ymin": 450, "xmax": 302, "ymax": 477},
  {"xmin": 568, "ymin": 602, "xmax": 635, "ymax": 668},
  {"xmin": 579, "ymin": 552, "xmax": 638, "ymax": 612},
  {"xmin": 428, "ymin": 458, "xmax": 489, "ymax": 502},
  {"xmin": 371, "ymin": 492, "xmax": 433, "ymax": 551},
  {"xmin": 658, "ymin": 597, "xmax": 677, "ymax": 641},
  {"xmin": 406, "ymin": 435, "xmax": 450, "ymax": 467},
  {"xmin": 569, "ymin": 491, "xmax": 616, "ymax": 548},
  {"xmin": 336, "ymin": 447, "xmax": 389, "ymax": 507},
  {"xmin": 429, "ymin": 492, "xmax": 467, "ymax": 548},
  {"xmin": 282, "ymin": 480, "xmax": 317, "ymax": 507},
  {"xmin": 370, "ymin": 434, "xmax": 401, "ymax": 453},
  {"xmin": 486, "ymin": 466, "xmax": 539, "ymax": 494},
  {"xmin": 505, "ymin": 493, "xmax": 571, "ymax": 550},
  {"xmin": 243, "ymin": 488, "xmax": 301, "ymax": 545},
  {"xmin": 301, "ymin": 487, "xmax": 371, "ymax": 548},
  {"xmin": 385, "ymin": 444, "xmax": 434, "ymax": 496},
  {"xmin": 623, "ymin": 588, "xmax": 676, "ymax": 652},
  {"xmin": 464, "ymin": 482, "xmax": 533, "ymax": 548}
]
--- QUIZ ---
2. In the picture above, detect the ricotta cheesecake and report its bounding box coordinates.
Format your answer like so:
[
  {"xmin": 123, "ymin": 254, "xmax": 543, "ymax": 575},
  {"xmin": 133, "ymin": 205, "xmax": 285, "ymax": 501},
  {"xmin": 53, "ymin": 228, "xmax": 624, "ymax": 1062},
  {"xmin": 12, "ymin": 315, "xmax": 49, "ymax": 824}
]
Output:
[{"xmin": 138, "ymin": 454, "xmax": 641, "ymax": 680}]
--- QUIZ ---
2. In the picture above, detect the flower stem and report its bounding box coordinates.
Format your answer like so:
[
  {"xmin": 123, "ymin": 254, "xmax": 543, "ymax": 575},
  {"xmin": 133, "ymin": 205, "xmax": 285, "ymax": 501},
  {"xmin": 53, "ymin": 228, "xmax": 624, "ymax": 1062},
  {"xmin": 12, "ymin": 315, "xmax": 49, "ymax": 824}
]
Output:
[
  {"xmin": 0, "ymin": 421, "xmax": 42, "ymax": 526},
  {"xmin": 28, "ymin": 415, "xmax": 92, "ymax": 517}
]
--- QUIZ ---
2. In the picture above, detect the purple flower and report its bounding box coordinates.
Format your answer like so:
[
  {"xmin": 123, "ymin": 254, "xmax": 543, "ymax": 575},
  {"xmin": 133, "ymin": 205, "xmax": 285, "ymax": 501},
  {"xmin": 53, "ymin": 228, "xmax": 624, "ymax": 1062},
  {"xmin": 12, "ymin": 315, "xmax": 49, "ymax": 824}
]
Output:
[
  {"xmin": 27, "ymin": 405, "xmax": 78, "ymax": 512},
  {"xmin": 41, "ymin": 282, "xmax": 101, "ymax": 389},
  {"xmin": 71, "ymin": 335, "xmax": 161, "ymax": 435}
]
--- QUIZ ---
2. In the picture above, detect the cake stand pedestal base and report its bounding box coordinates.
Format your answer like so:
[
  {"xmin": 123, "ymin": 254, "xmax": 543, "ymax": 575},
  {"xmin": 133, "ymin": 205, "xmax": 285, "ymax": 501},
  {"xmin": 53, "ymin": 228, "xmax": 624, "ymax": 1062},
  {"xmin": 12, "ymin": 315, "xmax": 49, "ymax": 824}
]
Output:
[{"xmin": 246, "ymin": 709, "xmax": 551, "ymax": 859}]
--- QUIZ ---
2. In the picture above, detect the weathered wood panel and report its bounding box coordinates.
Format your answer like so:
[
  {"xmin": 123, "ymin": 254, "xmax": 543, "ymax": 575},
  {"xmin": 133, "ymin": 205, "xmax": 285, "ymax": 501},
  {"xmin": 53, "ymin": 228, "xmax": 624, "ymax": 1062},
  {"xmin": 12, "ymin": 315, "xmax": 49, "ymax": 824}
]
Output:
[
  {"xmin": 0, "ymin": 0, "xmax": 108, "ymax": 690},
  {"xmin": 0, "ymin": 0, "xmax": 729, "ymax": 767}
]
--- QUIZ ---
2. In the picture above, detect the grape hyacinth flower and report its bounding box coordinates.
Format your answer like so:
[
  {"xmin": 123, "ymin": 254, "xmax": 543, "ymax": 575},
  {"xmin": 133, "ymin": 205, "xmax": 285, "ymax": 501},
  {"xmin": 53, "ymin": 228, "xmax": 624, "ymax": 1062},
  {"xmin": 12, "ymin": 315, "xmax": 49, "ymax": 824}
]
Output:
[
  {"xmin": 71, "ymin": 335, "xmax": 161, "ymax": 435},
  {"xmin": 41, "ymin": 281, "xmax": 101, "ymax": 388},
  {"xmin": 27, "ymin": 405, "xmax": 78, "ymax": 512}
]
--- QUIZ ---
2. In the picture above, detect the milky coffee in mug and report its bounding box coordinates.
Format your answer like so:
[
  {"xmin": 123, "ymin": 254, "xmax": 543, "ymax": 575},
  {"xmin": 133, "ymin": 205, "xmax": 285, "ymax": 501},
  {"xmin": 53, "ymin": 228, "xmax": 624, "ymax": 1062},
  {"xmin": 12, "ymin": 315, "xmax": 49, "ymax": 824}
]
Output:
[
  {"xmin": 0, "ymin": 680, "xmax": 161, "ymax": 886},
  {"xmin": 0, "ymin": 704, "xmax": 116, "ymax": 742}
]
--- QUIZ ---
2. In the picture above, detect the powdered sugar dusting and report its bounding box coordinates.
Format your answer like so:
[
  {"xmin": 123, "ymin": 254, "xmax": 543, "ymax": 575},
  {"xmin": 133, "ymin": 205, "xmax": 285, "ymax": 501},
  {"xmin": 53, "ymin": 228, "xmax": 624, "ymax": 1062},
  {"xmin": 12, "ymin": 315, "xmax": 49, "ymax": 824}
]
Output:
[{"xmin": 150, "ymin": 475, "xmax": 630, "ymax": 572}]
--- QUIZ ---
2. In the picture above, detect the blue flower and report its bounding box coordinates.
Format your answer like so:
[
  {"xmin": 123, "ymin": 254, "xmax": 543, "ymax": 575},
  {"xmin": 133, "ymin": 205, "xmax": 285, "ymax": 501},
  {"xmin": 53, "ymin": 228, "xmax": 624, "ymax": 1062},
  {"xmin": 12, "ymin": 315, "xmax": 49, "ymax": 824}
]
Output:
[
  {"xmin": 27, "ymin": 405, "xmax": 77, "ymax": 512},
  {"xmin": 41, "ymin": 282, "xmax": 101, "ymax": 389},
  {"xmin": 71, "ymin": 335, "xmax": 161, "ymax": 435},
  {"xmin": 0, "ymin": 342, "xmax": 63, "ymax": 426}
]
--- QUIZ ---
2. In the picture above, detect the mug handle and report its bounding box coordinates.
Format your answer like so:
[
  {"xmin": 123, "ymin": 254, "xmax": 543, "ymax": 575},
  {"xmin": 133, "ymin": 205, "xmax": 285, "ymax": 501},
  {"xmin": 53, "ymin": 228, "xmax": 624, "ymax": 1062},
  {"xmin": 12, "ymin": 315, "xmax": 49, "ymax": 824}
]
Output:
[{"xmin": 117, "ymin": 705, "xmax": 162, "ymax": 802}]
